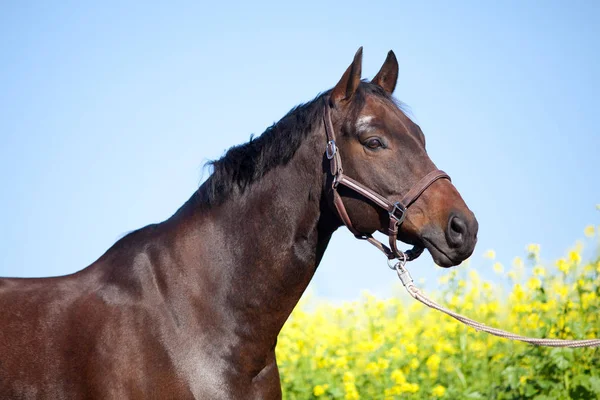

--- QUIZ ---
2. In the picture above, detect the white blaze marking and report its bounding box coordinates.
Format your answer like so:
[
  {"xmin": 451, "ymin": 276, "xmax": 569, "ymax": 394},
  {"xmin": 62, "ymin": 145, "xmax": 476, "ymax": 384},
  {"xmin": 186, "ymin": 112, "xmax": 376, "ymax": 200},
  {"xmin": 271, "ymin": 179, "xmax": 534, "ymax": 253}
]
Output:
[{"xmin": 356, "ymin": 115, "xmax": 373, "ymax": 132}]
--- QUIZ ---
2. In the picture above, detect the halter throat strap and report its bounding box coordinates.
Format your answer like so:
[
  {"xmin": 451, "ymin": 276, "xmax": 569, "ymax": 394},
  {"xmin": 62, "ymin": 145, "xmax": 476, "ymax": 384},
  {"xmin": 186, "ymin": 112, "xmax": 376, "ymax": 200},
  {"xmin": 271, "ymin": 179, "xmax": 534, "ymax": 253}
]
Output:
[{"xmin": 322, "ymin": 97, "xmax": 451, "ymax": 260}]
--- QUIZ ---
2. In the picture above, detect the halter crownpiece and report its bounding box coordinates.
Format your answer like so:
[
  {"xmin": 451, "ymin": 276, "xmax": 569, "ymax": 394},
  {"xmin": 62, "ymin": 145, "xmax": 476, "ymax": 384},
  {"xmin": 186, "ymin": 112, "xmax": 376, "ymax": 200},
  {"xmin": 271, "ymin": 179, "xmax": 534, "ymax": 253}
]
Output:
[{"xmin": 322, "ymin": 97, "xmax": 451, "ymax": 261}]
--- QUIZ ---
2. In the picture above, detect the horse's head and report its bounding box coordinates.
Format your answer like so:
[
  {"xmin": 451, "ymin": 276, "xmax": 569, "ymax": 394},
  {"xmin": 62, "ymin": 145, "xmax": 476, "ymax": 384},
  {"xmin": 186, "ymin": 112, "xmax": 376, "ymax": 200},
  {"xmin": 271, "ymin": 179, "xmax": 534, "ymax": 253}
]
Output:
[{"xmin": 327, "ymin": 48, "xmax": 478, "ymax": 267}]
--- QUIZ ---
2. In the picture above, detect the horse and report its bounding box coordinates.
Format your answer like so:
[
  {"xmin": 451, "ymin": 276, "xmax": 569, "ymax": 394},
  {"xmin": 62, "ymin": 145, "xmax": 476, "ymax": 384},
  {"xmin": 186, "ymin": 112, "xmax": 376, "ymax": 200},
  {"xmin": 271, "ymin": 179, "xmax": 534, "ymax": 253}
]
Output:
[{"xmin": 0, "ymin": 48, "xmax": 478, "ymax": 399}]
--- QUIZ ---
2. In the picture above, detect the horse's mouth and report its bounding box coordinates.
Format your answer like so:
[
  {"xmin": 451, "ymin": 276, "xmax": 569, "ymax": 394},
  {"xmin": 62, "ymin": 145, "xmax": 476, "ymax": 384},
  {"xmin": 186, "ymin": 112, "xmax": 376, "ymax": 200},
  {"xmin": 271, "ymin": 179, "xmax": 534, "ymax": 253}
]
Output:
[{"xmin": 421, "ymin": 237, "xmax": 461, "ymax": 268}]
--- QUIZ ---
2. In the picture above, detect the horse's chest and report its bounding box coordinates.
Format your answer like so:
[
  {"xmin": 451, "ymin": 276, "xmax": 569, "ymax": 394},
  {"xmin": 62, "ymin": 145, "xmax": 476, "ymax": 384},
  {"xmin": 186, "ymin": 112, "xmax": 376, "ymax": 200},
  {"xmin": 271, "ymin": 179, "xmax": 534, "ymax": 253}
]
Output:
[{"xmin": 167, "ymin": 340, "xmax": 281, "ymax": 400}]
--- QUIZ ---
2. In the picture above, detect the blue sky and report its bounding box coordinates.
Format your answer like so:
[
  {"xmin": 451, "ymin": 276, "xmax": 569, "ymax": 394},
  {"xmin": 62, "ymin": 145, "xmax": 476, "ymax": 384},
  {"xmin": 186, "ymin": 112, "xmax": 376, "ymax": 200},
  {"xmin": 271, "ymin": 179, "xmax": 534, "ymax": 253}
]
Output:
[{"xmin": 1, "ymin": 1, "xmax": 598, "ymax": 300}]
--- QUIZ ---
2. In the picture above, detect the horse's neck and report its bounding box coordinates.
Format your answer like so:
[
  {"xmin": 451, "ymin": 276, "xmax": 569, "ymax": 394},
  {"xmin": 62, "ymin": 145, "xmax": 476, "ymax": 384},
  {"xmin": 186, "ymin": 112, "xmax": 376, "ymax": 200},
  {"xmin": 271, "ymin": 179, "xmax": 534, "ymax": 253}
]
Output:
[
  {"xmin": 166, "ymin": 127, "xmax": 336, "ymax": 370},
  {"xmin": 209, "ymin": 130, "xmax": 333, "ymax": 311}
]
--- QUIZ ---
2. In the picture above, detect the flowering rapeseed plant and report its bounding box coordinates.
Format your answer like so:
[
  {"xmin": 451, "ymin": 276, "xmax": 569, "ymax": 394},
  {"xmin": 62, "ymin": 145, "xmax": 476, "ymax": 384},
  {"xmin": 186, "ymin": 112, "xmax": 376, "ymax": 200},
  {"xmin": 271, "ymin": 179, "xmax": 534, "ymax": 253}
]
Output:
[{"xmin": 277, "ymin": 225, "xmax": 600, "ymax": 399}]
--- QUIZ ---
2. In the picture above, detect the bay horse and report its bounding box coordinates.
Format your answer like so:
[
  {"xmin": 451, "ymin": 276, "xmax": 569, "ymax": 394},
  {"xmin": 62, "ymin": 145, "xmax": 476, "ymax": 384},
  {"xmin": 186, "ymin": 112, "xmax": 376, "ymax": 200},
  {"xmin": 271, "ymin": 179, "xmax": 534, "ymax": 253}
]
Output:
[{"xmin": 0, "ymin": 48, "xmax": 478, "ymax": 399}]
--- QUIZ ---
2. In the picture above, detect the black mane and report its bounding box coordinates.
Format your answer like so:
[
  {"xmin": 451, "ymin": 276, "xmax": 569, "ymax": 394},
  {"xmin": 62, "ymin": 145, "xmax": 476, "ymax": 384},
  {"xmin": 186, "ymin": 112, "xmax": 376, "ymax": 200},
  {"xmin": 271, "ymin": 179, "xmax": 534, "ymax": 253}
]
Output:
[{"xmin": 197, "ymin": 82, "xmax": 395, "ymax": 207}]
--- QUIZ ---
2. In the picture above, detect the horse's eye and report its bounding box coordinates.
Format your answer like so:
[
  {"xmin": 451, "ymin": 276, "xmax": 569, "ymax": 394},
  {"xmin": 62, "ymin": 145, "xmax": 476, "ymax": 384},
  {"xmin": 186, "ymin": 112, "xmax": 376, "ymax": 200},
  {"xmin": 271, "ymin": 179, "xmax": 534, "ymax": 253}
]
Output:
[{"xmin": 365, "ymin": 138, "xmax": 383, "ymax": 150}]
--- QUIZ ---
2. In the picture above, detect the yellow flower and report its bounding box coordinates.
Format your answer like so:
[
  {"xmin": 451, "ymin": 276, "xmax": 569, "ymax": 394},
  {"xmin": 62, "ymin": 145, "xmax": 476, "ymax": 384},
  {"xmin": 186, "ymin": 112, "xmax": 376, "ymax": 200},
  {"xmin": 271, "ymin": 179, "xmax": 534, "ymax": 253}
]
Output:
[
  {"xmin": 344, "ymin": 385, "xmax": 359, "ymax": 400},
  {"xmin": 512, "ymin": 256, "xmax": 524, "ymax": 269},
  {"xmin": 514, "ymin": 303, "xmax": 532, "ymax": 313},
  {"xmin": 527, "ymin": 277, "xmax": 542, "ymax": 290},
  {"xmin": 584, "ymin": 291, "xmax": 598, "ymax": 308},
  {"xmin": 387, "ymin": 346, "xmax": 402, "ymax": 359},
  {"xmin": 596, "ymin": 204, "xmax": 600, "ymax": 211},
  {"xmin": 510, "ymin": 284, "xmax": 526, "ymax": 302},
  {"xmin": 432, "ymin": 385, "xmax": 447, "ymax": 397},
  {"xmin": 426, "ymin": 354, "xmax": 441, "ymax": 372},
  {"xmin": 557, "ymin": 258, "xmax": 570, "ymax": 273},
  {"xmin": 584, "ymin": 225, "xmax": 595, "ymax": 237},
  {"xmin": 384, "ymin": 387, "xmax": 401, "ymax": 398},
  {"xmin": 335, "ymin": 348, "xmax": 348, "ymax": 357},
  {"xmin": 554, "ymin": 283, "xmax": 569, "ymax": 300},
  {"xmin": 533, "ymin": 265, "xmax": 546, "ymax": 276},
  {"xmin": 365, "ymin": 361, "xmax": 379, "ymax": 375},
  {"xmin": 343, "ymin": 372, "xmax": 355, "ymax": 384},
  {"xmin": 520, "ymin": 376, "xmax": 528, "ymax": 385},
  {"xmin": 334, "ymin": 356, "xmax": 348, "ymax": 369},
  {"xmin": 399, "ymin": 382, "xmax": 419, "ymax": 393},
  {"xmin": 405, "ymin": 343, "xmax": 418, "ymax": 355},
  {"xmin": 469, "ymin": 269, "xmax": 480, "ymax": 282},
  {"xmin": 343, "ymin": 372, "xmax": 359, "ymax": 400},
  {"xmin": 568, "ymin": 250, "xmax": 581, "ymax": 265},
  {"xmin": 313, "ymin": 384, "xmax": 328, "ymax": 397},
  {"xmin": 527, "ymin": 243, "xmax": 541, "ymax": 258},
  {"xmin": 483, "ymin": 249, "xmax": 496, "ymax": 259},
  {"xmin": 377, "ymin": 358, "xmax": 390, "ymax": 371},
  {"xmin": 582, "ymin": 292, "xmax": 598, "ymax": 309},
  {"xmin": 391, "ymin": 369, "xmax": 406, "ymax": 385},
  {"xmin": 492, "ymin": 262, "xmax": 504, "ymax": 274},
  {"xmin": 408, "ymin": 357, "xmax": 420, "ymax": 370}
]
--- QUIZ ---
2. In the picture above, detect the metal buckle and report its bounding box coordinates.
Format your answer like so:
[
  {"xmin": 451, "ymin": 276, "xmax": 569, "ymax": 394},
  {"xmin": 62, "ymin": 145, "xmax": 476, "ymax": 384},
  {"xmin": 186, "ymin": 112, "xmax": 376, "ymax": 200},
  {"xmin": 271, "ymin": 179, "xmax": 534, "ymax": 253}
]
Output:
[
  {"xmin": 326, "ymin": 140, "xmax": 337, "ymax": 159},
  {"xmin": 389, "ymin": 202, "xmax": 406, "ymax": 224},
  {"xmin": 332, "ymin": 173, "xmax": 341, "ymax": 189}
]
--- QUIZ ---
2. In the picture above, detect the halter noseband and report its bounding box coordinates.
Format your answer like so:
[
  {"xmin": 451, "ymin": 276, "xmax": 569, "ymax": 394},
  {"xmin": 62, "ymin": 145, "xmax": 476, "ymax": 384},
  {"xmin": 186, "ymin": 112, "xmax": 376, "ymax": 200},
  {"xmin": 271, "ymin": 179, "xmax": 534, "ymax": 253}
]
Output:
[{"xmin": 323, "ymin": 97, "xmax": 451, "ymax": 261}]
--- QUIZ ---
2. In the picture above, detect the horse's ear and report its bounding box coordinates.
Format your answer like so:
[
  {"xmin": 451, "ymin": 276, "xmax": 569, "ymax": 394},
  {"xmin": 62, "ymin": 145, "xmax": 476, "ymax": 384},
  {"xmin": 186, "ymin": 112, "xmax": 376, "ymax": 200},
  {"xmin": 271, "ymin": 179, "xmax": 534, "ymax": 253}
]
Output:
[
  {"xmin": 372, "ymin": 50, "xmax": 398, "ymax": 94},
  {"xmin": 330, "ymin": 47, "xmax": 363, "ymax": 105}
]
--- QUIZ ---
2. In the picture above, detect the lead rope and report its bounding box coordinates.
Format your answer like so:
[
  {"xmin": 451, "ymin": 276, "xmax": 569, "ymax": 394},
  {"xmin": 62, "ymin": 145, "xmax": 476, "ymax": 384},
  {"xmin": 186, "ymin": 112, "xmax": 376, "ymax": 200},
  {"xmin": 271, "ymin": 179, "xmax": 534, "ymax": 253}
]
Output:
[{"xmin": 391, "ymin": 260, "xmax": 600, "ymax": 348}]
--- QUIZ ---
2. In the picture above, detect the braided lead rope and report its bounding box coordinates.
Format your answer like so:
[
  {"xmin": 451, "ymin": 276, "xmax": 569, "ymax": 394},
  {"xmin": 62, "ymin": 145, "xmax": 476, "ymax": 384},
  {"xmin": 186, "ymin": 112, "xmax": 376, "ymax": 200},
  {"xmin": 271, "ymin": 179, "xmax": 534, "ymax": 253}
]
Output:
[{"xmin": 393, "ymin": 263, "xmax": 600, "ymax": 348}]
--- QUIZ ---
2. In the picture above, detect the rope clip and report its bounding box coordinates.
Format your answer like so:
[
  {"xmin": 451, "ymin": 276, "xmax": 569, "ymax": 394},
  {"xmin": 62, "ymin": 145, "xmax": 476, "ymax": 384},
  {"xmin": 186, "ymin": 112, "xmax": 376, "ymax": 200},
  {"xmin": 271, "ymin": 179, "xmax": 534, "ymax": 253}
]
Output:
[{"xmin": 387, "ymin": 253, "xmax": 413, "ymax": 287}]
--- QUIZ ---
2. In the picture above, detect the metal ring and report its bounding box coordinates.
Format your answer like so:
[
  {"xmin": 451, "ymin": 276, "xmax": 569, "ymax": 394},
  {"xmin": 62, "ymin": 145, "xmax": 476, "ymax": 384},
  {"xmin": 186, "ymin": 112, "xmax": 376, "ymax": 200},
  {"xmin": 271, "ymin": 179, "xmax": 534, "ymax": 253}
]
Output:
[
  {"xmin": 397, "ymin": 251, "xmax": 407, "ymax": 267},
  {"xmin": 332, "ymin": 174, "xmax": 340, "ymax": 188},
  {"xmin": 387, "ymin": 252, "xmax": 407, "ymax": 270},
  {"xmin": 387, "ymin": 258, "xmax": 397, "ymax": 270},
  {"xmin": 326, "ymin": 141, "xmax": 337, "ymax": 159}
]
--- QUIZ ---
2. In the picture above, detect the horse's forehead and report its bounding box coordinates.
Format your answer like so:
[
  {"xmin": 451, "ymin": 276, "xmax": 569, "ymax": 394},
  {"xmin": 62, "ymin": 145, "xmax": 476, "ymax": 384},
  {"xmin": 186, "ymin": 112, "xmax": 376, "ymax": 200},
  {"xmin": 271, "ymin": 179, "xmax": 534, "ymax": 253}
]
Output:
[{"xmin": 358, "ymin": 95, "xmax": 412, "ymax": 132}]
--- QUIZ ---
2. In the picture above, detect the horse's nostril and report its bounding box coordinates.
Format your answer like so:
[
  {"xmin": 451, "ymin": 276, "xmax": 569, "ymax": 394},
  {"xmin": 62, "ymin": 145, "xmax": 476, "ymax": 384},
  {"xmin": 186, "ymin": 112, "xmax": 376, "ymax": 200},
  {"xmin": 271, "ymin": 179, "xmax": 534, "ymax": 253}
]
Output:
[
  {"xmin": 451, "ymin": 216, "xmax": 466, "ymax": 235},
  {"xmin": 447, "ymin": 215, "xmax": 467, "ymax": 247}
]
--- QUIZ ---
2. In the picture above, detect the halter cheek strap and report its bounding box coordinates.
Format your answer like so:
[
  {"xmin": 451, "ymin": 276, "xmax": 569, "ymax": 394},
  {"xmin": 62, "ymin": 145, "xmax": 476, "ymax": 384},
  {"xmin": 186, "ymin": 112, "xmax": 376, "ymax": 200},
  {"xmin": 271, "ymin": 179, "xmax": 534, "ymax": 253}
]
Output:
[{"xmin": 323, "ymin": 98, "xmax": 451, "ymax": 261}]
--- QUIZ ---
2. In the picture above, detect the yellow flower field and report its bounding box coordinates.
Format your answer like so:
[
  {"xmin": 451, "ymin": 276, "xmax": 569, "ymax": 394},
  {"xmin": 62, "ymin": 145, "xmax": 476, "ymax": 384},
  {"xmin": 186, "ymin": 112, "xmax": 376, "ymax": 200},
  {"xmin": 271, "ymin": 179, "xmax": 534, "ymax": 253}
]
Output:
[{"xmin": 277, "ymin": 226, "xmax": 600, "ymax": 399}]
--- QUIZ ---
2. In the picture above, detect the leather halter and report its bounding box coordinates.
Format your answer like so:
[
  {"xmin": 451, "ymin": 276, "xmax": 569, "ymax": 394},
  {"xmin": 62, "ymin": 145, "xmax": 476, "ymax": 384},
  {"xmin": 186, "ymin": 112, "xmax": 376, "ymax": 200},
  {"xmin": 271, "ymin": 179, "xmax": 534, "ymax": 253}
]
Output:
[{"xmin": 323, "ymin": 97, "xmax": 451, "ymax": 261}]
